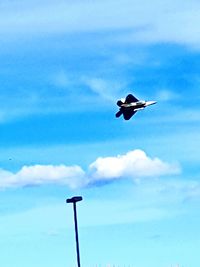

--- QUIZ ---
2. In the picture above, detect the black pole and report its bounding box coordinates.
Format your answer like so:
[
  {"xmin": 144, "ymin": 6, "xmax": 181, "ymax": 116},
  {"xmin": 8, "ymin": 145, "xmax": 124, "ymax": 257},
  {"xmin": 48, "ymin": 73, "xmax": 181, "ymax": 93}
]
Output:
[
  {"xmin": 73, "ymin": 202, "xmax": 81, "ymax": 267},
  {"xmin": 66, "ymin": 196, "xmax": 83, "ymax": 267}
]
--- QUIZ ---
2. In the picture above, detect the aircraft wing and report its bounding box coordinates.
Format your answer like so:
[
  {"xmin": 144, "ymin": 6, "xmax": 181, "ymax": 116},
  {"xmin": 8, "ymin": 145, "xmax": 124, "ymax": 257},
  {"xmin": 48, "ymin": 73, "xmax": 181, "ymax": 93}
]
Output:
[
  {"xmin": 125, "ymin": 94, "xmax": 138, "ymax": 104},
  {"xmin": 123, "ymin": 110, "xmax": 137, "ymax": 120}
]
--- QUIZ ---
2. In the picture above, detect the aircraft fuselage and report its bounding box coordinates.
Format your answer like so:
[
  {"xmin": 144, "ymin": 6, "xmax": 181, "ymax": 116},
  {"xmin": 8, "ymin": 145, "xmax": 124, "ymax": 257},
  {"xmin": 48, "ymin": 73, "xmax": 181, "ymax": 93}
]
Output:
[{"xmin": 121, "ymin": 100, "xmax": 157, "ymax": 111}]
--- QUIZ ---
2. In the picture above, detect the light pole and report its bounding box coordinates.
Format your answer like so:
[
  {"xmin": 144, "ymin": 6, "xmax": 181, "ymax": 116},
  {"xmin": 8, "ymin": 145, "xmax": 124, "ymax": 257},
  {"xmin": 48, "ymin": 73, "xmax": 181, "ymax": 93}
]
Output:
[{"xmin": 66, "ymin": 196, "xmax": 83, "ymax": 267}]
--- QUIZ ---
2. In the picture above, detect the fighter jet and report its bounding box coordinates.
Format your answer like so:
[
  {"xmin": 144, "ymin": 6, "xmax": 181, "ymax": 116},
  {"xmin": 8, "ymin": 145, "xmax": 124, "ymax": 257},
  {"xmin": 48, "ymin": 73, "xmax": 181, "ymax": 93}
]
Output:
[{"xmin": 116, "ymin": 93, "xmax": 156, "ymax": 120}]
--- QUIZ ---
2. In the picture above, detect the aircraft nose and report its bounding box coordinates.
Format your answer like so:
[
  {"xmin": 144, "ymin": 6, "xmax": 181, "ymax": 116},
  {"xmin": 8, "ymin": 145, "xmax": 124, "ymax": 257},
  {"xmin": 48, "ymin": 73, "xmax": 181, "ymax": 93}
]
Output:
[{"xmin": 147, "ymin": 101, "xmax": 157, "ymax": 106}]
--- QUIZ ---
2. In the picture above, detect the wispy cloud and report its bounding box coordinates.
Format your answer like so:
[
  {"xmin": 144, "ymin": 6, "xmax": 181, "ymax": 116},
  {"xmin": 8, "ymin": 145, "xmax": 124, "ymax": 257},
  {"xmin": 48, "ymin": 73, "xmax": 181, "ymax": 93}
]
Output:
[
  {"xmin": 51, "ymin": 70, "xmax": 71, "ymax": 88},
  {"xmin": 155, "ymin": 89, "xmax": 180, "ymax": 102},
  {"xmin": 0, "ymin": 149, "xmax": 181, "ymax": 189},
  {"xmin": 0, "ymin": 0, "xmax": 199, "ymax": 48},
  {"xmin": 82, "ymin": 77, "xmax": 125, "ymax": 101},
  {"xmin": 0, "ymin": 0, "xmax": 199, "ymax": 123},
  {"xmin": 0, "ymin": 74, "xmax": 125, "ymax": 123},
  {"xmin": 77, "ymin": 178, "xmax": 200, "ymax": 226}
]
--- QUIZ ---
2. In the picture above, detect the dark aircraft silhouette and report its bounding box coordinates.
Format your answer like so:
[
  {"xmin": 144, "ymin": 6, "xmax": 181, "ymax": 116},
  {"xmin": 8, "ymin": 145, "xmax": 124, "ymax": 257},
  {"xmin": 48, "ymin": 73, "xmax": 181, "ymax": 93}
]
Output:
[{"xmin": 116, "ymin": 94, "xmax": 156, "ymax": 120}]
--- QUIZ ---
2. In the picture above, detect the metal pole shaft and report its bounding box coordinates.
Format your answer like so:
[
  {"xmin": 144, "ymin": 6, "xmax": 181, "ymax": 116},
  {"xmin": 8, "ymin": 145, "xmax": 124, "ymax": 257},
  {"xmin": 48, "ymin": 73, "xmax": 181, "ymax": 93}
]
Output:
[{"xmin": 73, "ymin": 202, "xmax": 81, "ymax": 267}]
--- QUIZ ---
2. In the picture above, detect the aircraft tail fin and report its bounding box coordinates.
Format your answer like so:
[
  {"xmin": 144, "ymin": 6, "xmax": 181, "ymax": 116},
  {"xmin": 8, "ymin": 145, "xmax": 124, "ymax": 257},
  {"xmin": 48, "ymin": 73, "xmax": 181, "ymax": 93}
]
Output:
[
  {"xmin": 117, "ymin": 100, "xmax": 123, "ymax": 107},
  {"xmin": 125, "ymin": 94, "xmax": 138, "ymax": 103},
  {"xmin": 115, "ymin": 110, "xmax": 123, "ymax": 118}
]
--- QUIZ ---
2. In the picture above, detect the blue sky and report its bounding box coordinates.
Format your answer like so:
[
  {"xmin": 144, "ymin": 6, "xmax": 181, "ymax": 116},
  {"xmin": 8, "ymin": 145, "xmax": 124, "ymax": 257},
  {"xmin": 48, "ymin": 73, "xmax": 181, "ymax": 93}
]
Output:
[{"xmin": 0, "ymin": 1, "xmax": 200, "ymax": 266}]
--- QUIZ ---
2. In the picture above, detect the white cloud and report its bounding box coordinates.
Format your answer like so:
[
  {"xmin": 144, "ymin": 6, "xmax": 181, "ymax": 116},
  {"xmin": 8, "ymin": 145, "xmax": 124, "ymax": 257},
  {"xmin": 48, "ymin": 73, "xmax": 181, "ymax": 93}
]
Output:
[
  {"xmin": 0, "ymin": 149, "xmax": 181, "ymax": 189},
  {"xmin": 88, "ymin": 149, "xmax": 181, "ymax": 182},
  {"xmin": 0, "ymin": 165, "xmax": 86, "ymax": 189}
]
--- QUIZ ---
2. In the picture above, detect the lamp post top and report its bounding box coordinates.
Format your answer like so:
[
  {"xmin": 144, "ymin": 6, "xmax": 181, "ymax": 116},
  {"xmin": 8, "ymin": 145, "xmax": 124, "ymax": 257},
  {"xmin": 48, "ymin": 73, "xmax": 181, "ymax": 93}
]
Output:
[{"xmin": 66, "ymin": 196, "xmax": 83, "ymax": 203}]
